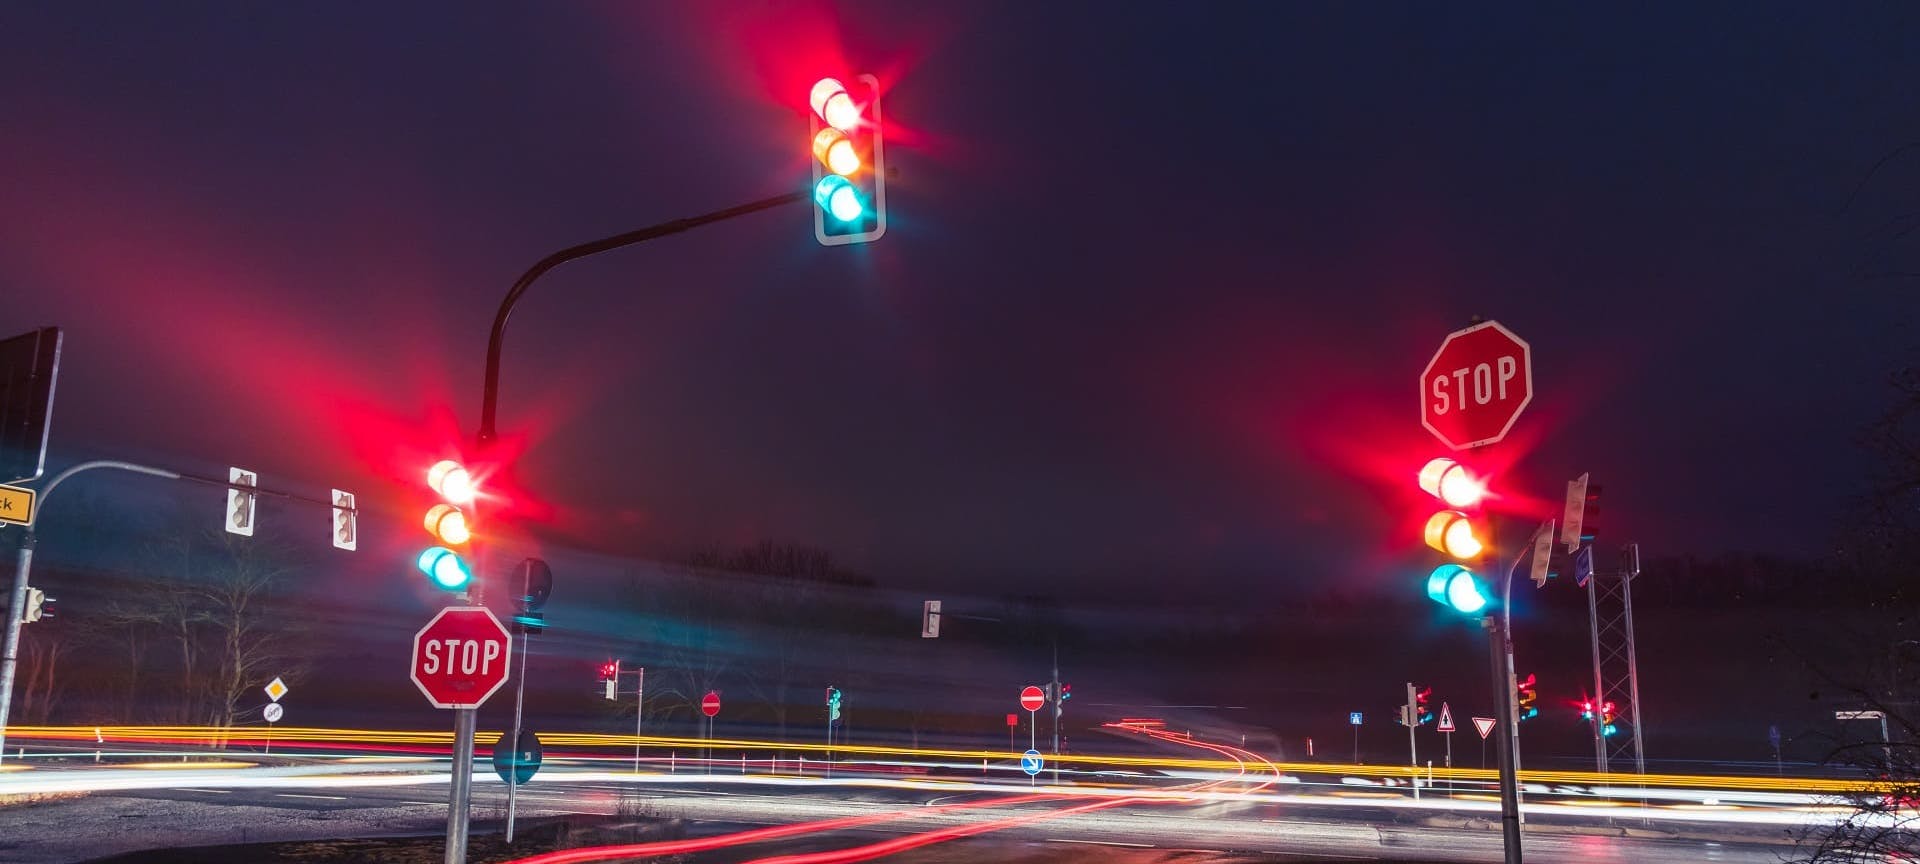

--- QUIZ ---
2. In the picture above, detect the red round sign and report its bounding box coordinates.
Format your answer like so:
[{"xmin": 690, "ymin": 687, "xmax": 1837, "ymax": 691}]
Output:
[
  {"xmin": 1019, "ymin": 685, "xmax": 1045, "ymax": 712},
  {"xmin": 1420, "ymin": 320, "xmax": 1533, "ymax": 450},
  {"xmin": 410, "ymin": 606, "xmax": 512, "ymax": 709},
  {"xmin": 701, "ymin": 690, "xmax": 721, "ymax": 718}
]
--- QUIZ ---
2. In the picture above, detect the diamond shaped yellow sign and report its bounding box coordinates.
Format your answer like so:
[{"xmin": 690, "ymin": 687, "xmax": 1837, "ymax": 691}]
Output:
[{"xmin": 264, "ymin": 677, "xmax": 288, "ymax": 702}]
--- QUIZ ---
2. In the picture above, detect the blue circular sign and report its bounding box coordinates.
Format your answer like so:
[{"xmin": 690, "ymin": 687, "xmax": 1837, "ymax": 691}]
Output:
[{"xmin": 1021, "ymin": 748, "xmax": 1043, "ymax": 776}]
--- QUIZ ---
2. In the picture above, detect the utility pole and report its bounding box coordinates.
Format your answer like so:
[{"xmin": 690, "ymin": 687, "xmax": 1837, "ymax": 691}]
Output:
[
  {"xmin": 1051, "ymin": 639, "xmax": 1061, "ymax": 785},
  {"xmin": 1404, "ymin": 681, "xmax": 1419, "ymax": 798}
]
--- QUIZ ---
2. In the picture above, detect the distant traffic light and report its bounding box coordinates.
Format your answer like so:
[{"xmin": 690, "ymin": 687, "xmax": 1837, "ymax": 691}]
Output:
[
  {"xmin": 21, "ymin": 587, "xmax": 53, "ymax": 623},
  {"xmin": 600, "ymin": 660, "xmax": 620, "ymax": 701},
  {"xmin": 418, "ymin": 460, "xmax": 475, "ymax": 592},
  {"xmin": 1415, "ymin": 686, "xmax": 1434, "ymax": 726},
  {"xmin": 808, "ymin": 75, "xmax": 886, "ymax": 246},
  {"xmin": 1601, "ymin": 700, "xmax": 1618, "ymax": 737},
  {"xmin": 226, "ymin": 467, "xmax": 259, "ymax": 537},
  {"xmin": 1417, "ymin": 458, "xmax": 1491, "ymax": 614},
  {"xmin": 1580, "ymin": 483, "xmax": 1602, "ymax": 546},
  {"xmin": 331, "ymin": 489, "xmax": 357, "ymax": 551},
  {"xmin": 827, "ymin": 686, "xmax": 842, "ymax": 722},
  {"xmin": 1515, "ymin": 673, "xmax": 1538, "ymax": 721}
]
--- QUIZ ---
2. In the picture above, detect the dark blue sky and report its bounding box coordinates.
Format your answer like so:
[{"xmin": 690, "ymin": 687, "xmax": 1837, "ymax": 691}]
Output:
[{"xmin": 2, "ymin": 2, "xmax": 1915, "ymax": 601}]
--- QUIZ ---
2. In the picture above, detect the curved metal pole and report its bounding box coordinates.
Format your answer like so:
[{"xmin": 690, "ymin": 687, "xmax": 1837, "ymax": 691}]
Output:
[
  {"xmin": 478, "ymin": 189, "xmax": 809, "ymax": 443},
  {"xmin": 2, "ymin": 459, "xmax": 183, "ymax": 763}
]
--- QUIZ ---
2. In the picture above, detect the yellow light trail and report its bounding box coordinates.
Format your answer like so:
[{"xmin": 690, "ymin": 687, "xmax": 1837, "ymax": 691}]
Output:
[{"xmin": 7, "ymin": 725, "xmax": 1884, "ymax": 794}]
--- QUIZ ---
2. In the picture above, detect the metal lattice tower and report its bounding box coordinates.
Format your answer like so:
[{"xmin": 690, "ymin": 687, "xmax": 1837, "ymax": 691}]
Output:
[{"xmin": 1585, "ymin": 543, "xmax": 1646, "ymax": 775}]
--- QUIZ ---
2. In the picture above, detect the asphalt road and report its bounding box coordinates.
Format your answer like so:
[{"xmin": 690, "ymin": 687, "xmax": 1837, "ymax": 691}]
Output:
[{"xmin": 0, "ymin": 764, "xmax": 1806, "ymax": 864}]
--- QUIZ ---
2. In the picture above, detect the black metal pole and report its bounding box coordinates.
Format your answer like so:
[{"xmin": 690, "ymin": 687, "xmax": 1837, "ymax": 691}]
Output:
[
  {"xmin": 1485, "ymin": 613, "xmax": 1523, "ymax": 863},
  {"xmin": 478, "ymin": 190, "xmax": 809, "ymax": 444}
]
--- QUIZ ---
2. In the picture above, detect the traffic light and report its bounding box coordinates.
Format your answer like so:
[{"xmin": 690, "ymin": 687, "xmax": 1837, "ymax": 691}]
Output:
[
  {"xmin": 1516, "ymin": 673, "xmax": 1538, "ymax": 721},
  {"xmin": 226, "ymin": 467, "xmax": 258, "ymax": 537},
  {"xmin": 1601, "ymin": 700, "xmax": 1618, "ymax": 737},
  {"xmin": 827, "ymin": 686, "xmax": 842, "ymax": 722},
  {"xmin": 808, "ymin": 75, "xmax": 886, "ymax": 246},
  {"xmin": 1060, "ymin": 684, "xmax": 1072, "ymax": 702},
  {"xmin": 418, "ymin": 459, "xmax": 475, "ymax": 592},
  {"xmin": 331, "ymin": 489, "xmax": 357, "ymax": 551},
  {"xmin": 21, "ymin": 587, "xmax": 53, "ymax": 623},
  {"xmin": 1415, "ymin": 686, "xmax": 1433, "ymax": 726},
  {"xmin": 1418, "ymin": 457, "xmax": 1491, "ymax": 614},
  {"xmin": 511, "ymin": 558, "xmax": 553, "ymax": 634},
  {"xmin": 600, "ymin": 660, "xmax": 620, "ymax": 700}
]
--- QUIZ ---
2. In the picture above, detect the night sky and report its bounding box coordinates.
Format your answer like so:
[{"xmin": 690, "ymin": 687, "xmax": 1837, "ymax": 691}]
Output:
[{"xmin": 3, "ymin": 2, "xmax": 1915, "ymax": 603}]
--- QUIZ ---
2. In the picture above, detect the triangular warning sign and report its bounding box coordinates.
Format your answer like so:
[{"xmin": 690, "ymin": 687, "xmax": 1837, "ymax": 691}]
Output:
[
  {"xmin": 1473, "ymin": 717, "xmax": 1497, "ymax": 739},
  {"xmin": 1437, "ymin": 702, "xmax": 1455, "ymax": 732}
]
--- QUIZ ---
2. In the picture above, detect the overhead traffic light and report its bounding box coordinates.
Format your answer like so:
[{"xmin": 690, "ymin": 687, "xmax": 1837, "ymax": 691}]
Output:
[
  {"xmin": 418, "ymin": 459, "xmax": 476, "ymax": 592},
  {"xmin": 1515, "ymin": 673, "xmax": 1538, "ymax": 721},
  {"xmin": 808, "ymin": 75, "xmax": 886, "ymax": 246},
  {"xmin": 1418, "ymin": 457, "xmax": 1492, "ymax": 615}
]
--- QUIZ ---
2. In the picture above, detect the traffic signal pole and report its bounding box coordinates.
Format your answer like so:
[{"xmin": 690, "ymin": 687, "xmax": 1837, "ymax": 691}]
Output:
[
  {"xmin": 446, "ymin": 706, "xmax": 476, "ymax": 864},
  {"xmin": 1483, "ymin": 613, "xmax": 1522, "ymax": 863}
]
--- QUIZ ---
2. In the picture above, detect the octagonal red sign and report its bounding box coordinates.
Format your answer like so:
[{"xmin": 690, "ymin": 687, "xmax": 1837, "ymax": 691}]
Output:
[
  {"xmin": 410, "ymin": 606, "xmax": 512, "ymax": 709},
  {"xmin": 1420, "ymin": 320, "xmax": 1533, "ymax": 450}
]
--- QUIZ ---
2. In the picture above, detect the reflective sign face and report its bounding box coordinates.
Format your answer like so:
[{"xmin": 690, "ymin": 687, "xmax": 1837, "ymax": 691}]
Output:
[
  {"xmin": 410, "ymin": 607, "xmax": 512, "ymax": 709},
  {"xmin": 1420, "ymin": 320, "xmax": 1533, "ymax": 450}
]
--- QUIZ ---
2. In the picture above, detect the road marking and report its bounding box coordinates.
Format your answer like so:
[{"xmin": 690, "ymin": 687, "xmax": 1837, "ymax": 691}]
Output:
[
  {"xmin": 1045, "ymin": 839, "xmax": 1154, "ymax": 848},
  {"xmin": 276, "ymin": 793, "xmax": 349, "ymax": 801},
  {"xmin": 1259, "ymin": 853, "xmax": 1375, "ymax": 860},
  {"xmin": 170, "ymin": 788, "xmax": 231, "ymax": 794},
  {"xmin": 399, "ymin": 801, "xmax": 445, "ymax": 806}
]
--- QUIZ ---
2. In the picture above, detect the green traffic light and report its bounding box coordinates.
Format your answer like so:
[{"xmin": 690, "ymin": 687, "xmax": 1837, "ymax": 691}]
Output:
[
  {"xmin": 418, "ymin": 546, "xmax": 473, "ymax": 591},
  {"xmin": 1426, "ymin": 564, "xmax": 1490, "ymax": 614}
]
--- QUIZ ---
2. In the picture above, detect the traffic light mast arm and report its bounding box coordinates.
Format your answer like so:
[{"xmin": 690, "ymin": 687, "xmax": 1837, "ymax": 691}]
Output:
[{"xmin": 477, "ymin": 189, "xmax": 810, "ymax": 443}]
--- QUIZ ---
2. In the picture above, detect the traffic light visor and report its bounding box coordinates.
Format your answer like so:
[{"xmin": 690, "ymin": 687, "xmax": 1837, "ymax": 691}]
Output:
[
  {"xmin": 1419, "ymin": 458, "xmax": 1484, "ymax": 507},
  {"xmin": 428, "ymin": 460, "xmax": 476, "ymax": 504},
  {"xmin": 814, "ymin": 175, "xmax": 866, "ymax": 221},
  {"xmin": 1426, "ymin": 564, "xmax": 1489, "ymax": 614},
  {"xmin": 812, "ymin": 128, "xmax": 861, "ymax": 176},
  {"xmin": 424, "ymin": 504, "xmax": 471, "ymax": 545},
  {"xmin": 1424, "ymin": 511, "xmax": 1484, "ymax": 558},
  {"xmin": 810, "ymin": 78, "xmax": 861, "ymax": 131},
  {"xmin": 417, "ymin": 546, "xmax": 472, "ymax": 591}
]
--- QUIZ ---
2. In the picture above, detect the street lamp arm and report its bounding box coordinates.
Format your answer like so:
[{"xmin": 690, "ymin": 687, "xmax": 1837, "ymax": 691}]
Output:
[
  {"xmin": 478, "ymin": 189, "xmax": 810, "ymax": 442},
  {"xmin": 30, "ymin": 460, "xmax": 183, "ymax": 529}
]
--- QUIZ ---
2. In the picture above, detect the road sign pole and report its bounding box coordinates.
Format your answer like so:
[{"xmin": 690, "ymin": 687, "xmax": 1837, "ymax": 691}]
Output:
[
  {"xmin": 634, "ymin": 667, "xmax": 644, "ymax": 774},
  {"xmin": 1352, "ymin": 724, "xmax": 1358, "ymax": 764},
  {"xmin": 505, "ymin": 625, "xmax": 529, "ymax": 843},
  {"xmin": 446, "ymin": 706, "xmax": 475, "ymax": 864},
  {"xmin": 1483, "ymin": 613, "xmax": 1522, "ymax": 864},
  {"xmin": 0, "ymin": 531, "xmax": 35, "ymax": 766}
]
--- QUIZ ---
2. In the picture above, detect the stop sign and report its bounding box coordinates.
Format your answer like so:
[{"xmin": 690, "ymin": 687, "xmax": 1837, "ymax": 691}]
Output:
[
  {"xmin": 701, "ymin": 690, "xmax": 721, "ymax": 717},
  {"xmin": 1420, "ymin": 320, "xmax": 1533, "ymax": 450},
  {"xmin": 1020, "ymin": 685, "xmax": 1045, "ymax": 712},
  {"xmin": 410, "ymin": 606, "xmax": 512, "ymax": 709}
]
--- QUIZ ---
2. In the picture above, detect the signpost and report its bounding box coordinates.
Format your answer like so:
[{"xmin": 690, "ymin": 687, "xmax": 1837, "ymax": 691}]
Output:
[
  {"xmin": 1437, "ymin": 702, "xmax": 1455, "ymax": 769},
  {"xmin": 1007, "ymin": 712, "xmax": 1018, "ymax": 752},
  {"xmin": 702, "ymin": 690, "xmax": 721, "ymax": 771},
  {"xmin": 1473, "ymin": 716, "xmax": 1496, "ymax": 769},
  {"xmin": 1021, "ymin": 748, "xmax": 1043, "ymax": 784},
  {"xmin": 261, "ymin": 677, "xmax": 287, "ymax": 753},
  {"xmin": 1019, "ymin": 685, "xmax": 1044, "ymax": 755},
  {"xmin": 1349, "ymin": 711, "xmax": 1362, "ymax": 763},
  {"xmin": 492, "ymin": 728, "xmax": 543, "ymax": 786},
  {"xmin": 1420, "ymin": 320, "xmax": 1533, "ymax": 451},
  {"xmin": 0, "ymin": 484, "xmax": 33, "ymax": 527},
  {"xmin": 410, "ymin": 606, "xmax": 511, "ymax": 864}
]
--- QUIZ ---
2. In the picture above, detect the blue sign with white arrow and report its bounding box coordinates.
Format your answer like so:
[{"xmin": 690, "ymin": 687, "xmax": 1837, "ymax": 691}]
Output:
[
  {"xmin": 1350, "ymin": 711, "xmax": 1363, "ymax": 726},
  {"xmin": 1021, "ymin": 749, "xmax": 1044, "ymax": 776}
]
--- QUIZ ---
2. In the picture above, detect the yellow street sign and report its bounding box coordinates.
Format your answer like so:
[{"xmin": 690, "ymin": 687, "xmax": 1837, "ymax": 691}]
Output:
[{"xmin": 0, "ymin": 484, "xmax": 33, "ymax": 526}]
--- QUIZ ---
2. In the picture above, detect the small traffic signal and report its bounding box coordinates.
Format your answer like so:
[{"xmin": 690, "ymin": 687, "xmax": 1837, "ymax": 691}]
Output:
[
  {"xmin": 1515, "ymin": 673, "xmax": 1538, "ymax": 721},
  {"xmin": 827, "ymin": 686, "xmax": 842, "ymax": 722},
  {"xmin": 226, "ymin": 467, "xmax": 258, "ymax": 537},
  {"xmin": 600, "ymin": 660, "xmax": 620, "ymax": 701},
  {"xmin": 1415, "ymin": 686, "xmax": 1434, "ymax": 726},
  {"xmin": 21, "ymin": 587, "xmax": 53, "ymax": 623},
  {"xmin": 418, "ymin": 460, "xmax": 475, "ymax": 592},
  {"xmin": 511, "ymin": 558, "xmax": 553, "ymax": 634},
  {"xmin": 1601, "ymin": 700, "xmax": 1618, "ymax": 736},
  {"xmin": 1060, "ymin": 684, "xmax": 1071, "ymax": 702},
  {"xmin": 331, "ymin": 489, "xmax": 357, "ymax": 551},
  {"xmin": 808, "ymin": 75, "xmax": 886, "ymax": 246},
  {"xmin": 1581, "ymin": 484, "xmax": 1602, "ymax": 546}
]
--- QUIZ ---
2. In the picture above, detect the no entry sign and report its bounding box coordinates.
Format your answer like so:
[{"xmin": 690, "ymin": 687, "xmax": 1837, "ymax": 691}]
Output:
[
  {"xmin": 410, "ymin": 606, "xmax": 512, "ymax": 709},
  {"xmin": 1020, "ymin": 685, "xmax": 1046, "ymax": 712},
  {"xmin": 701, "ymin": 690, "xmax": 722, "ymax": 718},
  {"xmin": 1420, "ymin": 320, "xmax": 1533, "ymax": 450}
]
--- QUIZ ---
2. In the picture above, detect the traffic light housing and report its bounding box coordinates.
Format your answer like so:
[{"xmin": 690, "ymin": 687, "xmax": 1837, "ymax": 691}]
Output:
[
  {"xmin": 1581, "ymin": 484, "xmax": 1602, "ymax": 545},
  {"xmin": 1601, "ymin": 700, "xmax": 1618, "ymax": 736},
  {"xmin": 331, "ymin": 489, "xmax": 357, "ymax": 551},
  {"xmin": 600, "ymin": 660, "xmax": 620, "ymax": 700},
  {"xmin": 418, "ymin": 460, "xmax": 475, "ymax": 592},
  {"xmin": 1417, "ymin": 458, "xmax": 1491, "ymax": 614},
  {"xmin": 827, "ymin": 686, "xmax": 842, "ymax": 722},
  {"xmin": 1515, "ymin": 673, "xmax": 1538, "ymax": 721},
  {"xmin": 1415, "ymin": 686, "xmax": 1433, "ymax": 726},
  {"xmin": 809, "ymin": 75, "xmax": 886, "ymax": 246},
  {"xmin": 21, "ymin": 587, "xmax": 53, "ymax": 623},
  {"xmin": 511, "ymin": 558, "xmax": 553, "ymax": 635}
]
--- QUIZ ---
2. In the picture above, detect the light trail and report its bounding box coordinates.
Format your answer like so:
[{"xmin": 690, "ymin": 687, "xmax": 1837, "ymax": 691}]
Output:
[{"xmin": 7, "ymin": 725, "xmax": 1880, "ymax": 793}]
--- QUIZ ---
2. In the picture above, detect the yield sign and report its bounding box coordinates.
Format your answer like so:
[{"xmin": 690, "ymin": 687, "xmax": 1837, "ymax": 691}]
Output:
[
  {"xmin": 1473, "ymin": 717, "xmax": 1497, "ymax": 740},
  {"xmin": 1437, "ymin": 702, "xmax": 1455, "ymax": 733}
]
